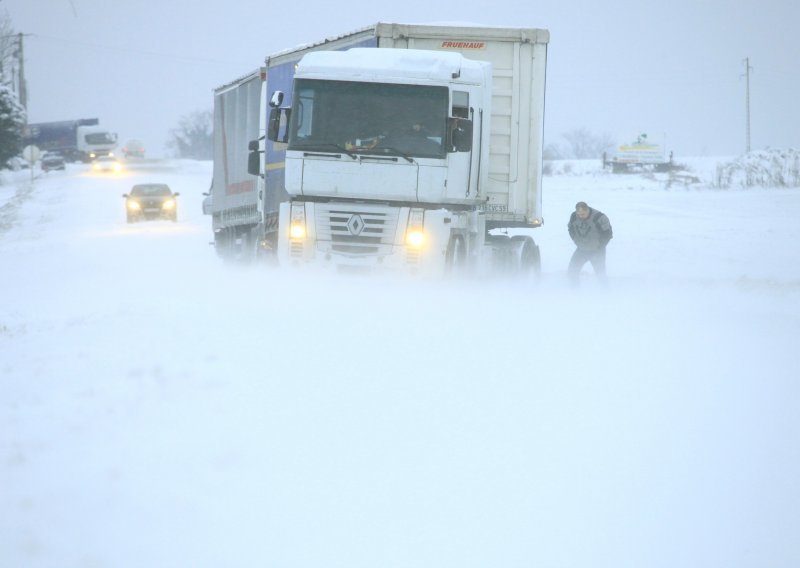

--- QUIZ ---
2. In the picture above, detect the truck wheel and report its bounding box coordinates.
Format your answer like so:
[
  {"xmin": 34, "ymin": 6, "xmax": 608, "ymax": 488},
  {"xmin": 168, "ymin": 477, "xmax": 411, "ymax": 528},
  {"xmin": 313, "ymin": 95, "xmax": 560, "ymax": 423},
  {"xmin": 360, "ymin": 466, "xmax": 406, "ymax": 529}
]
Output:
[
  {"xmin": 258, "ymin": 233, "xmax": 279, "ymax": 266},
  {"xmin": 239, "ymin": 227, "xmax": 260, "ymax": 263},
  {"xmin": 445, "ymin": 234, "xmax": 467, "ymax": 275},
  {"xmin": 512, "ymin": 235, "xmax": 541, "ymax": 282},
  {"xmin": 214, "ymin": 229, "xmax": 235, "ymax": 260},
  {"xmin": 487, "ymin": 234, "xmax": 513, "ymax": 273}
]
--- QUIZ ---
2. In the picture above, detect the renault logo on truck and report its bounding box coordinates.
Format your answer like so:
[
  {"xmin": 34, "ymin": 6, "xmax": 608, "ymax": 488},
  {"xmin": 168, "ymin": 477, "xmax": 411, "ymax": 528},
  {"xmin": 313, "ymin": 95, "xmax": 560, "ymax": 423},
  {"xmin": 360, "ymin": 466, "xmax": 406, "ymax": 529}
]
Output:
[{"xmin": 347, "ymin": 214, "xmax": 365, "ymax": 236}]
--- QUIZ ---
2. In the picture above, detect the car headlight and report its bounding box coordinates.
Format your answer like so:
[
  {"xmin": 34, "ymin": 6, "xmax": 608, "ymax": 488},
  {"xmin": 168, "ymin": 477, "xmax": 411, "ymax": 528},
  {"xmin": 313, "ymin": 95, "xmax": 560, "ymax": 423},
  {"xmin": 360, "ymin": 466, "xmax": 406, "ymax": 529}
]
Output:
[
  {"xmin": 162, "ymin": 199, "xmax": 176, "ymax": 210},
  {"xmin": 92, "ymin": 163, "xmax": 100, "ymax": 171},
  {"xmin": 127, "ymin": 200, "xmax": 141, "ymax": 211},
  {"xmin": 113, "ymin": 163, "xmax": 122, "ymax": 172}
]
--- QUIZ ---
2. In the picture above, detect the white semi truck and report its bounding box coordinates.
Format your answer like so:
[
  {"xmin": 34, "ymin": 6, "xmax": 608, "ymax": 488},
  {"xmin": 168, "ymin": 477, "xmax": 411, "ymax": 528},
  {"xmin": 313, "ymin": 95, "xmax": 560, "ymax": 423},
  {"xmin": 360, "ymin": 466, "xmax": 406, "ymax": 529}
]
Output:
[
  {"xmin": 205, "ymin": 23, "xmax": 549, "ymax": 275},
  {"xmin": 22, "ymin": 118, "xmax": 118, "ymax": 162}
]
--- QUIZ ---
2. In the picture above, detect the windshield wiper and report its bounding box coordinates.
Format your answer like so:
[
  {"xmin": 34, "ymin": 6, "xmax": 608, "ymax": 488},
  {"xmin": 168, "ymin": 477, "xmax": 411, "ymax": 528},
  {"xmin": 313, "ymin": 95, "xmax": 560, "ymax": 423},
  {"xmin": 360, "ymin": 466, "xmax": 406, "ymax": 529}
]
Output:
[
  {"xmin": 373, "ymin": 146, "xmax": 415, "ymax": 164},
  {"xmin": 292, "ymin": 143, "xmax": 357, "ymax": 159}
]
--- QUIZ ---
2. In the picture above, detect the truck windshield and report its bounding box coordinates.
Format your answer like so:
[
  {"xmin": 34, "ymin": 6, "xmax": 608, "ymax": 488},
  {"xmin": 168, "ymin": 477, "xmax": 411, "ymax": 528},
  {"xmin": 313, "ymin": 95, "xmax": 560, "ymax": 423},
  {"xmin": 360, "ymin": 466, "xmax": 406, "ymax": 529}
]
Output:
[
  {"xmin": 289, "ymin": 79, "xmax": 448, "ymax": 159},
  {"xmin": 85, "ymin": 132, "xmax": 117, "ymax": 145}
]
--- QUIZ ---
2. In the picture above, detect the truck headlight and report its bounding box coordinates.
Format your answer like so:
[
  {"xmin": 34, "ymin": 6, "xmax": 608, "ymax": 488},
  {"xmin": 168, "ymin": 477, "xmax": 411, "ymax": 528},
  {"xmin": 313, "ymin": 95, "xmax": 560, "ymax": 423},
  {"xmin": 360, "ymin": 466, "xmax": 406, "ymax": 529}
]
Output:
[
  {"xmin": 290, "ymin": 202, "xmax": 306, "ymax": 240},
  {"xmin": 406, "ymin": 229, "xmax": 425, "ymax": 248},
  {"xmin": 405, "ymin": 208, "xmax": 425, "ymax": 248}
]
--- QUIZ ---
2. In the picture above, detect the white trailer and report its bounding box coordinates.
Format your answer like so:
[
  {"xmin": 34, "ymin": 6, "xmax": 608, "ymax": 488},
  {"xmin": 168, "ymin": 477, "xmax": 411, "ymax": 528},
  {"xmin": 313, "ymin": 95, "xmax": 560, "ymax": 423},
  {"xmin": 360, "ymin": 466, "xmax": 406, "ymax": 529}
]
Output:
[{"xmin": 210, "ymin": 23, "xmax": 549, "ymax": 275}]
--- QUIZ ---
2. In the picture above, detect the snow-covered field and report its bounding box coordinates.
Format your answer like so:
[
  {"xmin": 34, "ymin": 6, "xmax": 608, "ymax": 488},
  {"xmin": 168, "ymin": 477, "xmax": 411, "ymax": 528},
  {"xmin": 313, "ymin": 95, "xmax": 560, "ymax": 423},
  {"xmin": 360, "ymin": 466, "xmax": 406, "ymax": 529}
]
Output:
[{"xmin": 1, "ymin": 158, "xmax": 799, "ymax": 567}]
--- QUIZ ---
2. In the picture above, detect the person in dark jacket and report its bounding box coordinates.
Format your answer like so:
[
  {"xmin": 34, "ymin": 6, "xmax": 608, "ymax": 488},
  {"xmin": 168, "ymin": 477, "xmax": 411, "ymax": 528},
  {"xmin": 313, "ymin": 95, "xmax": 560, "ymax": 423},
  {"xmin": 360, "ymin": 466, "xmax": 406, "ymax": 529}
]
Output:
[{"xmin": 567, "ymin": 201, "xmax": 613, "ymax": 285}]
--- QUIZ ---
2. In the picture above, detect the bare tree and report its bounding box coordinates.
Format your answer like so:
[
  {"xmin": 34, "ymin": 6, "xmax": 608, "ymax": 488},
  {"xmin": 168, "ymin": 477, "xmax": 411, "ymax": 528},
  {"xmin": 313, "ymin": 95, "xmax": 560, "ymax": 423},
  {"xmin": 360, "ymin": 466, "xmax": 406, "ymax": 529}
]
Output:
[
  {"xmin": 562, "ymin": 128, "xmax": 615, "ymax": 159},
  {"xmin": 0, "ymin": 10, "xmax": 17, "ymax": 88},
  {"xmin": 543, "ymin": 141, "xmax": 565, "ymax": 161},
  {"xmin": 166, "ymin": 110, "xmax": 213, "ymax": 160}
]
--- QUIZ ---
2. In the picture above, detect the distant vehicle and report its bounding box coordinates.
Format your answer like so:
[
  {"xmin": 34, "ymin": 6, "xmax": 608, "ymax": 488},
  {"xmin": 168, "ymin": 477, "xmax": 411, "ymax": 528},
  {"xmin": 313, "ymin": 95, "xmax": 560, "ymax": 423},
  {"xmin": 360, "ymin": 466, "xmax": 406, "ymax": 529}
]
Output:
[
  {"xmin": 122, "ymin": 139, "xmax": 145, "ymax": 159},
  {"xmin": 122, "ymin": 184, "xmax": 179, "ymax": 223},
  {"xmin": 4, "ymin": 156, "xmax": 30, "ymax": 170},
  {"xmin": 41, "ymin": 151, "xmax": 66, "ymax": 172},
  {"xmin": 22, "ymin": 118, "xmax": 118, "ymax": 162},
  {"xmin": 92, "ymin": 155, "xmax": 124, "ymax": 174}
]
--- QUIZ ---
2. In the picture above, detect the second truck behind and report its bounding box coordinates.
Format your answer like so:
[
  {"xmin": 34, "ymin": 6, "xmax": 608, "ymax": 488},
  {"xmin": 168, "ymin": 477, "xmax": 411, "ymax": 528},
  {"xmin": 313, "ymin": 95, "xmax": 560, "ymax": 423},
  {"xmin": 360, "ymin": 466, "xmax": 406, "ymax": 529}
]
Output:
[{"xmin": 22, "ymin": 118, "xmax": 118, "ymax": 162}]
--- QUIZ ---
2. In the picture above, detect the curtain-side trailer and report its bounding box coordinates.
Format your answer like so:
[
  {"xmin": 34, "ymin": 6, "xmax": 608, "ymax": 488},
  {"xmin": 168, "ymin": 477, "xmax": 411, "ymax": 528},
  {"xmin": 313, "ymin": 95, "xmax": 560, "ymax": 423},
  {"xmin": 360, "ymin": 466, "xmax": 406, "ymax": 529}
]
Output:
[{"xmin": 204, "ymin": 68, "xmax": 268, "ymax": 259}]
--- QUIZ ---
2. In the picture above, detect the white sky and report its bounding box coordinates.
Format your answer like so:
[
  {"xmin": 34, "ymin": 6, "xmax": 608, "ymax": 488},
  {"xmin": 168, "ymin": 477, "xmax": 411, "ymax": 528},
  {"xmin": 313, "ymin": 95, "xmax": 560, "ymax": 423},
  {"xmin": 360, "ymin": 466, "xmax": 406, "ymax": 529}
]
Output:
[{"xmin": 4, "ymin": 0, "xmax": 799, "ymax": 157}]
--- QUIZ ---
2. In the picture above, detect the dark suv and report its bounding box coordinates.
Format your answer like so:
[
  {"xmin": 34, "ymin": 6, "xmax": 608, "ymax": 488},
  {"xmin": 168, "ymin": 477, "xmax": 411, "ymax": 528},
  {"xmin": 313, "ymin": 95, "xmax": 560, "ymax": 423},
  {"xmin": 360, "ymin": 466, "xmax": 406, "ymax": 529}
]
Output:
[
  {"xmin": 123, "ymin": 184, "xmax": 179, "ymax": 223},
  {"xmin": 41, "ymin": 152, "xmax": 66, "ymax": 172}
]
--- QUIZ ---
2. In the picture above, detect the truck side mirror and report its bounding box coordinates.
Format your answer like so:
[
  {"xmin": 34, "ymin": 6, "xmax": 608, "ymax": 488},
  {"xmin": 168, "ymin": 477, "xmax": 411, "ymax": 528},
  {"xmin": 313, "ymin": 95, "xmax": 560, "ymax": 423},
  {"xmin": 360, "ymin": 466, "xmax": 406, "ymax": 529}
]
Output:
[
  {"xmin": 448, "ymin": 117, "xmax": 473, "ymax": 152},
  {"xmin": 267, "ymin": 107, "xmax": 282, "ymax": 142},
  {"xmin": 270, "ymin": 91, "xmax": 284, "ymax": 108},
  {"xmin": 247, "ymin": 149, "xmax": 261, "ymax": 176},
  {"xmin": 267, "ymin": 107, "xmax": 291, "ymax": 144}
]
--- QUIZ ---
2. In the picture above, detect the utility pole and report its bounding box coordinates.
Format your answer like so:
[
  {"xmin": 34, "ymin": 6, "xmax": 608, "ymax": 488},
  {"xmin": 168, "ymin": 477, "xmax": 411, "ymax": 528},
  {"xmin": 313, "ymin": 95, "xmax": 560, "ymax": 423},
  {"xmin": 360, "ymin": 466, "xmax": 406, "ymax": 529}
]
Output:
[
  {"xmin": 742, "ymin": 57, "xmax": 752, "ymax": 154},
  {"xmin": 16, "ymin": 32, "xmax": 27, "ymax": 113}
]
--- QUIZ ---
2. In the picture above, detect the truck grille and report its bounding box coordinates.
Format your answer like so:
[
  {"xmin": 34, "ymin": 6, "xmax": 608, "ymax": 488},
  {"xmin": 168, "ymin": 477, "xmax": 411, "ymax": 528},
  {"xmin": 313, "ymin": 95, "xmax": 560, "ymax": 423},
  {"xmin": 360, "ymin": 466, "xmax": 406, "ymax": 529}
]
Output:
[{"xmin": 314, "ymin": 204, "xmax": 399, "ymax": 255}]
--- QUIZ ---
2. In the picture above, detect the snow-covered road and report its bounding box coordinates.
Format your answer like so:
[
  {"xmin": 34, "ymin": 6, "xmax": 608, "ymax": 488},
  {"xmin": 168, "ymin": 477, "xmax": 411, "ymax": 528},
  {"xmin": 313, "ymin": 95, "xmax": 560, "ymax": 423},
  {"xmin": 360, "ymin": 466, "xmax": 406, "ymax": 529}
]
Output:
[{"xmin": 2, "ymin": 159, "xmax": 799, "ymax": 567}]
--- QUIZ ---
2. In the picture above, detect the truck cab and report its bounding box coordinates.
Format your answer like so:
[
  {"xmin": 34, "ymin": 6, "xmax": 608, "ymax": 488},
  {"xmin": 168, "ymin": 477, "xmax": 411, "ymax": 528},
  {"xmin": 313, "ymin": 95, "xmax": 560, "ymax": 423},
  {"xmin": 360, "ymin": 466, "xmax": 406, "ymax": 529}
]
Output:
[
  {"xmin": 77, "ymin": 126, "xmax": 118, "ymax": 160},
  {"xmin": 278, "ymin": 49, "xmax": 488, "ymax": 206},
  {"xmin": 264, "ymin": 49, "xmax": 492, "ymax": 273}
]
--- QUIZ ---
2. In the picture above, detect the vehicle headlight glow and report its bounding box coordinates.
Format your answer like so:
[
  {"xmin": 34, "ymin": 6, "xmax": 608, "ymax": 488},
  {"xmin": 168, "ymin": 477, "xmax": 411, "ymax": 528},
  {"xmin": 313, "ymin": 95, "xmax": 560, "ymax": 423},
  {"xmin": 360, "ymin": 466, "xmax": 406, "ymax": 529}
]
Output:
[
  {"xmin": 113, "ymin": 162, "xmax": 122, "ymax": 173},
  {"xmin": 405, "ymin": 208, "xmax": 426, "ymax": 248},
  {"xmin": 290, "ymin": 223, "xmax": 306, "ymax": 239},
  {"xmin": 406, "ymin": 229, "xmax": 425, "ymax": 248},
  {"xmin": 127, "ymin": 200, "xmax": 141, "ymax": 211},
  {"xmin": 162, "ymin": 199, "xmax": 176, "ymax": 210},
  {"xmin": 289, "ymin": 203, "xmax": 306, "ymax": 240}
]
